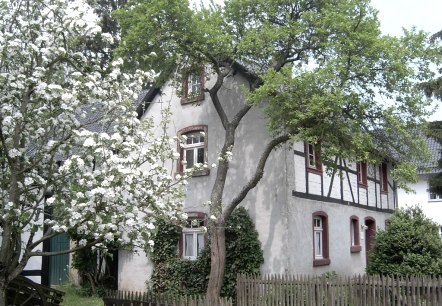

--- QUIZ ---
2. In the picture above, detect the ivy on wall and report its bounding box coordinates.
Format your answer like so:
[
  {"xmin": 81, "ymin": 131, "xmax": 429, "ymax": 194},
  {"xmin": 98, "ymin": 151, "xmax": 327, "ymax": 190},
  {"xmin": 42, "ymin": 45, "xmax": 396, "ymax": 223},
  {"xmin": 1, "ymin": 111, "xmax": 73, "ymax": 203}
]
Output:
[{"xmin": 148, "ymin": 207, "xmax": 264, "ymax": 298}]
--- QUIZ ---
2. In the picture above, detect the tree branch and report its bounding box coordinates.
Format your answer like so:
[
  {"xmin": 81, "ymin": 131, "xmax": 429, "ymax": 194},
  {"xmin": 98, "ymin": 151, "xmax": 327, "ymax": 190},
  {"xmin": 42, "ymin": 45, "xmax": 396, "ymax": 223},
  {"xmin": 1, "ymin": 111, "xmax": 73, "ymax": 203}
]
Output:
[
  {"xmin": 222, "ymin": 134, "xmax": 290, "ymax": 219},
  {"xmin": 29, "ymin": 237, "xmax": 104, "ymax": 257}
]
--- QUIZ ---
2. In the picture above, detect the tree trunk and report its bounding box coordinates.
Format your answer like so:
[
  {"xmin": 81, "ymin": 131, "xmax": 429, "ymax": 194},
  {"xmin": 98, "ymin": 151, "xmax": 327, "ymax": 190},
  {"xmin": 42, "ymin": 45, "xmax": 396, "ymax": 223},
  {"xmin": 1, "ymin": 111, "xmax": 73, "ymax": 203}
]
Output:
[
  {"xmin": 0, "ymin": 277, "xmax": 7, "ymax": 306},
  {"xmin": 206, "ymin": 221, "xmax": 226, "ymax": 306}
]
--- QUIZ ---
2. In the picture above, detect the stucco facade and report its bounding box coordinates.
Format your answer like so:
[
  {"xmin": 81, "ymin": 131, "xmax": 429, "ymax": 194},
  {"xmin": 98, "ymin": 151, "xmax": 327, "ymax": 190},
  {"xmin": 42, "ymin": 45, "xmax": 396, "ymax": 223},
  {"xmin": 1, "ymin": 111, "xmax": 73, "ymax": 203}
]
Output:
[{"xmin": 117, "ymin": 69, "xmax": 395, "ymax": 290}]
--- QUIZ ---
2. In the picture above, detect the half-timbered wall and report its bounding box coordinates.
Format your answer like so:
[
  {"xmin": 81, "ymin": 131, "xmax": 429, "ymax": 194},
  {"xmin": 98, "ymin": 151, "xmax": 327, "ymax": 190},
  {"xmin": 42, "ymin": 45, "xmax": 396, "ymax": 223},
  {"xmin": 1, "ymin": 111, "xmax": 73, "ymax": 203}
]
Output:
[{"xmin": 292, "ymin": 142, "xmax": 397, "ymax": 211}]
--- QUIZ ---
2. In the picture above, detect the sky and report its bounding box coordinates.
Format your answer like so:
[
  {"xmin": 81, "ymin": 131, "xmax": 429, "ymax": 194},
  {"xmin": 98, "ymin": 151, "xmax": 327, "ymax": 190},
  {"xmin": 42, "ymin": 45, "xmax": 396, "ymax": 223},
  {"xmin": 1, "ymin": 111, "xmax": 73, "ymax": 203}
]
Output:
[
  {"xmin": 371, "ymin": 0, "xmax": 440, "ymax": 37},
  {"xmin": 370, "ymin": 0, "xmax": 441, "ymax": 121}
]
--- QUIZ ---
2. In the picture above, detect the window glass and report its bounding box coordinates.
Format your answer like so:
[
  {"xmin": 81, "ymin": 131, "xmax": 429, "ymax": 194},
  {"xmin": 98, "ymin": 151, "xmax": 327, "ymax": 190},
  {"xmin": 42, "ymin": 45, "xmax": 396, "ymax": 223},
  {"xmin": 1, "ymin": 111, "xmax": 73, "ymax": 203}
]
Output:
[
  {"xmin": 313, "ymin": 217, "xmax": 323, "ymax": 259},
  {"xmin": 184, "ymin": 234, "xmax": 194, "ymax": 257},
  {"xmin": 183, "ymin": 217, "xmax": 206, "ymax": 260},
  {"xmin": 430, "ymin": 192, "xmax": 442, "ymax": 200},
  {"xmin": 182, "ymin": 132, "xmax": 205, "ymax": 169},
  {"xmin": 197, "ymin": 233, "xmax": 205, "ymax": 256},
  {"xmin": 188, "ymin": 73, "xmax": 202, "ymax": 96},
  {"xmin": 308, "ymin": 143, "xmax": 316, "ymax": 167}
]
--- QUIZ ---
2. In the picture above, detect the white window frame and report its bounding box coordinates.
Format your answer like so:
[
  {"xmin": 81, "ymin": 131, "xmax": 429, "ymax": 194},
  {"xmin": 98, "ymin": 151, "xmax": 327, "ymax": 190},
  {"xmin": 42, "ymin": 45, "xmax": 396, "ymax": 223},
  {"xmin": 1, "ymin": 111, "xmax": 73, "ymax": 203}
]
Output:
[
  {"xmin": 313, "ymin": 217, "xmax": 323, "ymax": 259},
  {"xmin": 182, "ymin": 229, "xmax": 205, "ymax": 260},
  {"xmin": 308, "ymin": 143, "xmax": 316, "ymax": 168},
  {"xmin": 429, "ymin": 191, "xmax": 442, "ymax": 201},
  {"xmin": 188, "ymin": 73, "xmax": 202, "ymax": 97},
  {"xmin": 182, "ymin": 218, "xmax": 205, "ymax": 260},
  {"xmin": 183, "ymin": 132, "xmax": 205, "ymax": 169},
  {"xmin": 428, "ymin": 181, "xmax": 442, "ymax": 201}
]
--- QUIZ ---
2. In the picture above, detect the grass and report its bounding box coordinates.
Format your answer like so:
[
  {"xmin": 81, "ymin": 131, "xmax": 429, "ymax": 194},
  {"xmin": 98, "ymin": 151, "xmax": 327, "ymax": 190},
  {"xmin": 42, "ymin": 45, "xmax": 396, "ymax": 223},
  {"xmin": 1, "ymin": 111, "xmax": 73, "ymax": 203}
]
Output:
[{"xmin": 55, "ymin": 283, "xmax": 103, "ymax": 306}]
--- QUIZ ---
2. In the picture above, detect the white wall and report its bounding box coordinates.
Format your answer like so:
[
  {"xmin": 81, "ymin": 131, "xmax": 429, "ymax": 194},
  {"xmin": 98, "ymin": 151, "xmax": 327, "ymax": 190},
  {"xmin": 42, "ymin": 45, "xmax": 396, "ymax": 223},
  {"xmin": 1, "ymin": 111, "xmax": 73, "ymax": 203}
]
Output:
[{"xmin": 398, "ymin": 174, "xmax": 442, "ymax": 225}]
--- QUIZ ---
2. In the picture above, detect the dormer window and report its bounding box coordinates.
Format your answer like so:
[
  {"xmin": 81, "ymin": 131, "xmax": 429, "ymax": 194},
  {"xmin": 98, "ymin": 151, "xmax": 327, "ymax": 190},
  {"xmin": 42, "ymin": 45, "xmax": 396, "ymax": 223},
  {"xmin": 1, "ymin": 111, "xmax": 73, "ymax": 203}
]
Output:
[{"xmin": 181, "ymin": 71, "xmax": 204, "ymax": 104}]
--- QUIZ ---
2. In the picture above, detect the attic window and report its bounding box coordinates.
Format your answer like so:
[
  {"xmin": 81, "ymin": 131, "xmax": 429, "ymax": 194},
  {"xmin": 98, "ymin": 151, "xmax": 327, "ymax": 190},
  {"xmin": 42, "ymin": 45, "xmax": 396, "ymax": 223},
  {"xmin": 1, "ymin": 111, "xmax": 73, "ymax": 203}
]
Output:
[{"xmin": 181, "ymin": 71, "xmax": 204, "ymax": 104}]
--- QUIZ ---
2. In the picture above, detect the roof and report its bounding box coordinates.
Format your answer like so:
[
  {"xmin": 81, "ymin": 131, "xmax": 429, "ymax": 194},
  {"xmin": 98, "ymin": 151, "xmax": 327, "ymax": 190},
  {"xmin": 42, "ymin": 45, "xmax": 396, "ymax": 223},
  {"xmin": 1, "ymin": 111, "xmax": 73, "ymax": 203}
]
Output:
[
  {"xmin": 417, "ymin": 137, "xmax": 442, "ymax": 174},
  {"xmin": 135, "ymin": 86, "xmax": 161, "ymax": 119}
]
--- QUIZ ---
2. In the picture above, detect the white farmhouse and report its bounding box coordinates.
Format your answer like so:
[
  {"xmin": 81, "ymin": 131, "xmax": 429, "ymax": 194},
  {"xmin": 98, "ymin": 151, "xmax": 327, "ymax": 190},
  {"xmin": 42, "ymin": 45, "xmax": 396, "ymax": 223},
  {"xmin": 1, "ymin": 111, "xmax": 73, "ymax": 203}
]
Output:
[{"xmin": 117, "ymin": 66, "xmax": 396, "ymax": 291}]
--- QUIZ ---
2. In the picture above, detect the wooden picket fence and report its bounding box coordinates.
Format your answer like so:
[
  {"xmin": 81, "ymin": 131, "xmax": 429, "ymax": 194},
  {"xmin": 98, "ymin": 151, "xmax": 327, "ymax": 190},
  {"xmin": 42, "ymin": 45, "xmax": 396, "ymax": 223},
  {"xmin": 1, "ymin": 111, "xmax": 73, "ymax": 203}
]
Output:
[
  {"xmin": 103, "ymin": 290, "xmax": 233, "ymax": 306},
  {"xmin": 236, "ymin": 274, "xmax": 442, "ymax": 306}
]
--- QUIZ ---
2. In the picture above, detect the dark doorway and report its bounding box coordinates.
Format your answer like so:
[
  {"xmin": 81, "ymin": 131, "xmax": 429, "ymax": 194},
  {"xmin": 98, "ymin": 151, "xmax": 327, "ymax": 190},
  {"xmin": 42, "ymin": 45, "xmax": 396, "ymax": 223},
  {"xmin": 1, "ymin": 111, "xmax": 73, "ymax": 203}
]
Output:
[{"xmin": 365, "ymin": 218, "xmax": 376, "ymax": 267}]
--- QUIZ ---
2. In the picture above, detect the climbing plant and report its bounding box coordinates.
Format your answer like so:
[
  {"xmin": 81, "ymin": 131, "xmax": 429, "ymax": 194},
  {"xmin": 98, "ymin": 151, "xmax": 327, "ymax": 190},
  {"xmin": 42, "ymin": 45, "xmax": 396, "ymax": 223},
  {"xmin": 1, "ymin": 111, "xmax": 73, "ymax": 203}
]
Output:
[{"xmin": 149, "ymin": 207, "xmax": 263, "ymax": 298}]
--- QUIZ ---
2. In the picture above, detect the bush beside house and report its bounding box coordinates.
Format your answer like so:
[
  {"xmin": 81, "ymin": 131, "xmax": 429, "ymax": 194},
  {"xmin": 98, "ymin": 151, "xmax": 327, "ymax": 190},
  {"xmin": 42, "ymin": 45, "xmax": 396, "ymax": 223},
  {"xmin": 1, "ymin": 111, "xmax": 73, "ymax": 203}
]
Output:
[
  {"xmin": 367, "ymin": 206, "xmax": 442, "ymax": 276},
  {"xmin": 149, "ymin": 207, "xmax": 263, "ymax": 298}
]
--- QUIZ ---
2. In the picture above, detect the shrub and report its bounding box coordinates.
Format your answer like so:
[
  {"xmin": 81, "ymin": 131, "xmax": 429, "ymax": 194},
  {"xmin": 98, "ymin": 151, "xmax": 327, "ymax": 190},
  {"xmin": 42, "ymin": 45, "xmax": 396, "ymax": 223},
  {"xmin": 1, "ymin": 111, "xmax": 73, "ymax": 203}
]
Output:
[
  {"xmin": 367, "ymin": 206, "xmax": 442, "ymax": 276},
  {"xmin": 149, "ymin": 207, "xmax": 264, "ymax": 298}
]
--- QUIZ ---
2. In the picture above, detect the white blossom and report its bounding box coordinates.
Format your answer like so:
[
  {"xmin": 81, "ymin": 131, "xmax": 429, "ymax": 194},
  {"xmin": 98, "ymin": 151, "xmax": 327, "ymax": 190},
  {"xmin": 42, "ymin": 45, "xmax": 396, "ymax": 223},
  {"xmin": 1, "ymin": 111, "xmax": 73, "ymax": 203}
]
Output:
[{"xmin": 0, "ymin": 0, "xmax": 185, "ymax": 280}]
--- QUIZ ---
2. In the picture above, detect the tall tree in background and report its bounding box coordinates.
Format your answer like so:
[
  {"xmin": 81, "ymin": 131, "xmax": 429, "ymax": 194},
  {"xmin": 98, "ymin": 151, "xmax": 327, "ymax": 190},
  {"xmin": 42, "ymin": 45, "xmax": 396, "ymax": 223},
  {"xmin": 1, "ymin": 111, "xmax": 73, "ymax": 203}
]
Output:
[
  {"xmin": 422, "ymin": 30, "xmax": 442, "ymax": 100},
  {"xmin": 86, "ymin": 0, "xmax": 128, "ymax": 68},
  {"xmin": 427, "ymin": 121, "xmax": 442, "ymax": 197},
  {"xmin": 115, "ymin": 0, "xmax": 439, "ymax": 302},
  {"xmin": 422, "ymin": 30, "xmax": 442, "ymax": 197}
]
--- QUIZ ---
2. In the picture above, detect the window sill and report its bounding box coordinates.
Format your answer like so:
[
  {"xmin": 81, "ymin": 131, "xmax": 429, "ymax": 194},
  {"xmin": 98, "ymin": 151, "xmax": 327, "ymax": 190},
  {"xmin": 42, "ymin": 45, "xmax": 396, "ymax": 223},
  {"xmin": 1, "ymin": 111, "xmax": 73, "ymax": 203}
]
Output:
[
  {"xmin": 351, "ymin": 245, "xmax": 362, "ymax": 253},
  {"xmin": 181, "ymin": 94, "xmax": 205, "ymax": 105},
  {"xmin": 313, "ymin": 258, "xmax": 330, "ymax": 267},
  {"xmin": 192, "ymin": 169, "xmax": 210, "ymax": 177},
  {"xmin": 307, "ymin": 167, "xmax": 322, "ymax": 175},
  {"xmin": 177, "ymin": 169, "xmax": 210, "ymax": 177},
  {"xmin": 428, "ymin": 199, "xmax": 442, "ymax": 202},
  {"xmin": 358, "ymin": 183, "xmax": 368, "ymax": 189},
  {"xmin": 380, "ymin": 190, "xmax": 388, "ymax": 194}
]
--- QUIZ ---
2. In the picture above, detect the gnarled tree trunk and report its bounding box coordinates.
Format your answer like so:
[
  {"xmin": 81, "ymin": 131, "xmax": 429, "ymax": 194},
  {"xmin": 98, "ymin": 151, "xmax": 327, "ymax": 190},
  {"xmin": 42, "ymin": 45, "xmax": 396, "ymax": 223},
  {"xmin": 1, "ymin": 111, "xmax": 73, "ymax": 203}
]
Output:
[{"xmin": 206, "ymin": 220, "xmax": 226, "ymax": 306}]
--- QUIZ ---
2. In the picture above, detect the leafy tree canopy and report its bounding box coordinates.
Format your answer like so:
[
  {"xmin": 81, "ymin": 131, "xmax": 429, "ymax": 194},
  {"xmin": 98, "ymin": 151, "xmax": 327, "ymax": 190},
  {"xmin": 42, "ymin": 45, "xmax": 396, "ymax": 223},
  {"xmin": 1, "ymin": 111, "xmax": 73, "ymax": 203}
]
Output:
[
  {"xmin": 367, "ymin": 206, "xmax": 442, "ymax": 276},
  {"xmin": 115, "ymin": 0, "xmax": 441, "ymax": 300},
  {"xmin": 421, "ymin": 29, "xmax": 442, "ymax": 100},
  {"xmin": 115, "ymin": 0, "xmax": 440, "ymax": 186}
]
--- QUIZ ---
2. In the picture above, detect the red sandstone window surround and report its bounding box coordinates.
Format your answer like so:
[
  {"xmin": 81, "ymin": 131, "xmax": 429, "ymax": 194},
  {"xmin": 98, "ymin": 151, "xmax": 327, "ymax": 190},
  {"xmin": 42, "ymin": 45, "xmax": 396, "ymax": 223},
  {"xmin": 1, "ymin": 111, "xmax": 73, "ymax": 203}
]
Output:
[
  {"xmin": 350, "ymin": 216, "xmax": 361, "ymax": 253},
  {"xmin": 312, "ymin": 211, "xmax": 330, "ymax": 267}
]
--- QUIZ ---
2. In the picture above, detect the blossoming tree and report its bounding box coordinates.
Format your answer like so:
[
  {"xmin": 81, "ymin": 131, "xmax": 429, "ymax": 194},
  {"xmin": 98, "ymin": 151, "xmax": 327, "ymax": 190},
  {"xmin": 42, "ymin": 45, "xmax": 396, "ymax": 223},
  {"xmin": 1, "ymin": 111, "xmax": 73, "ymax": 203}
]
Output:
[{"xmin": 0, "ymin": 0, "xmax": 189, "ymax": 304}]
